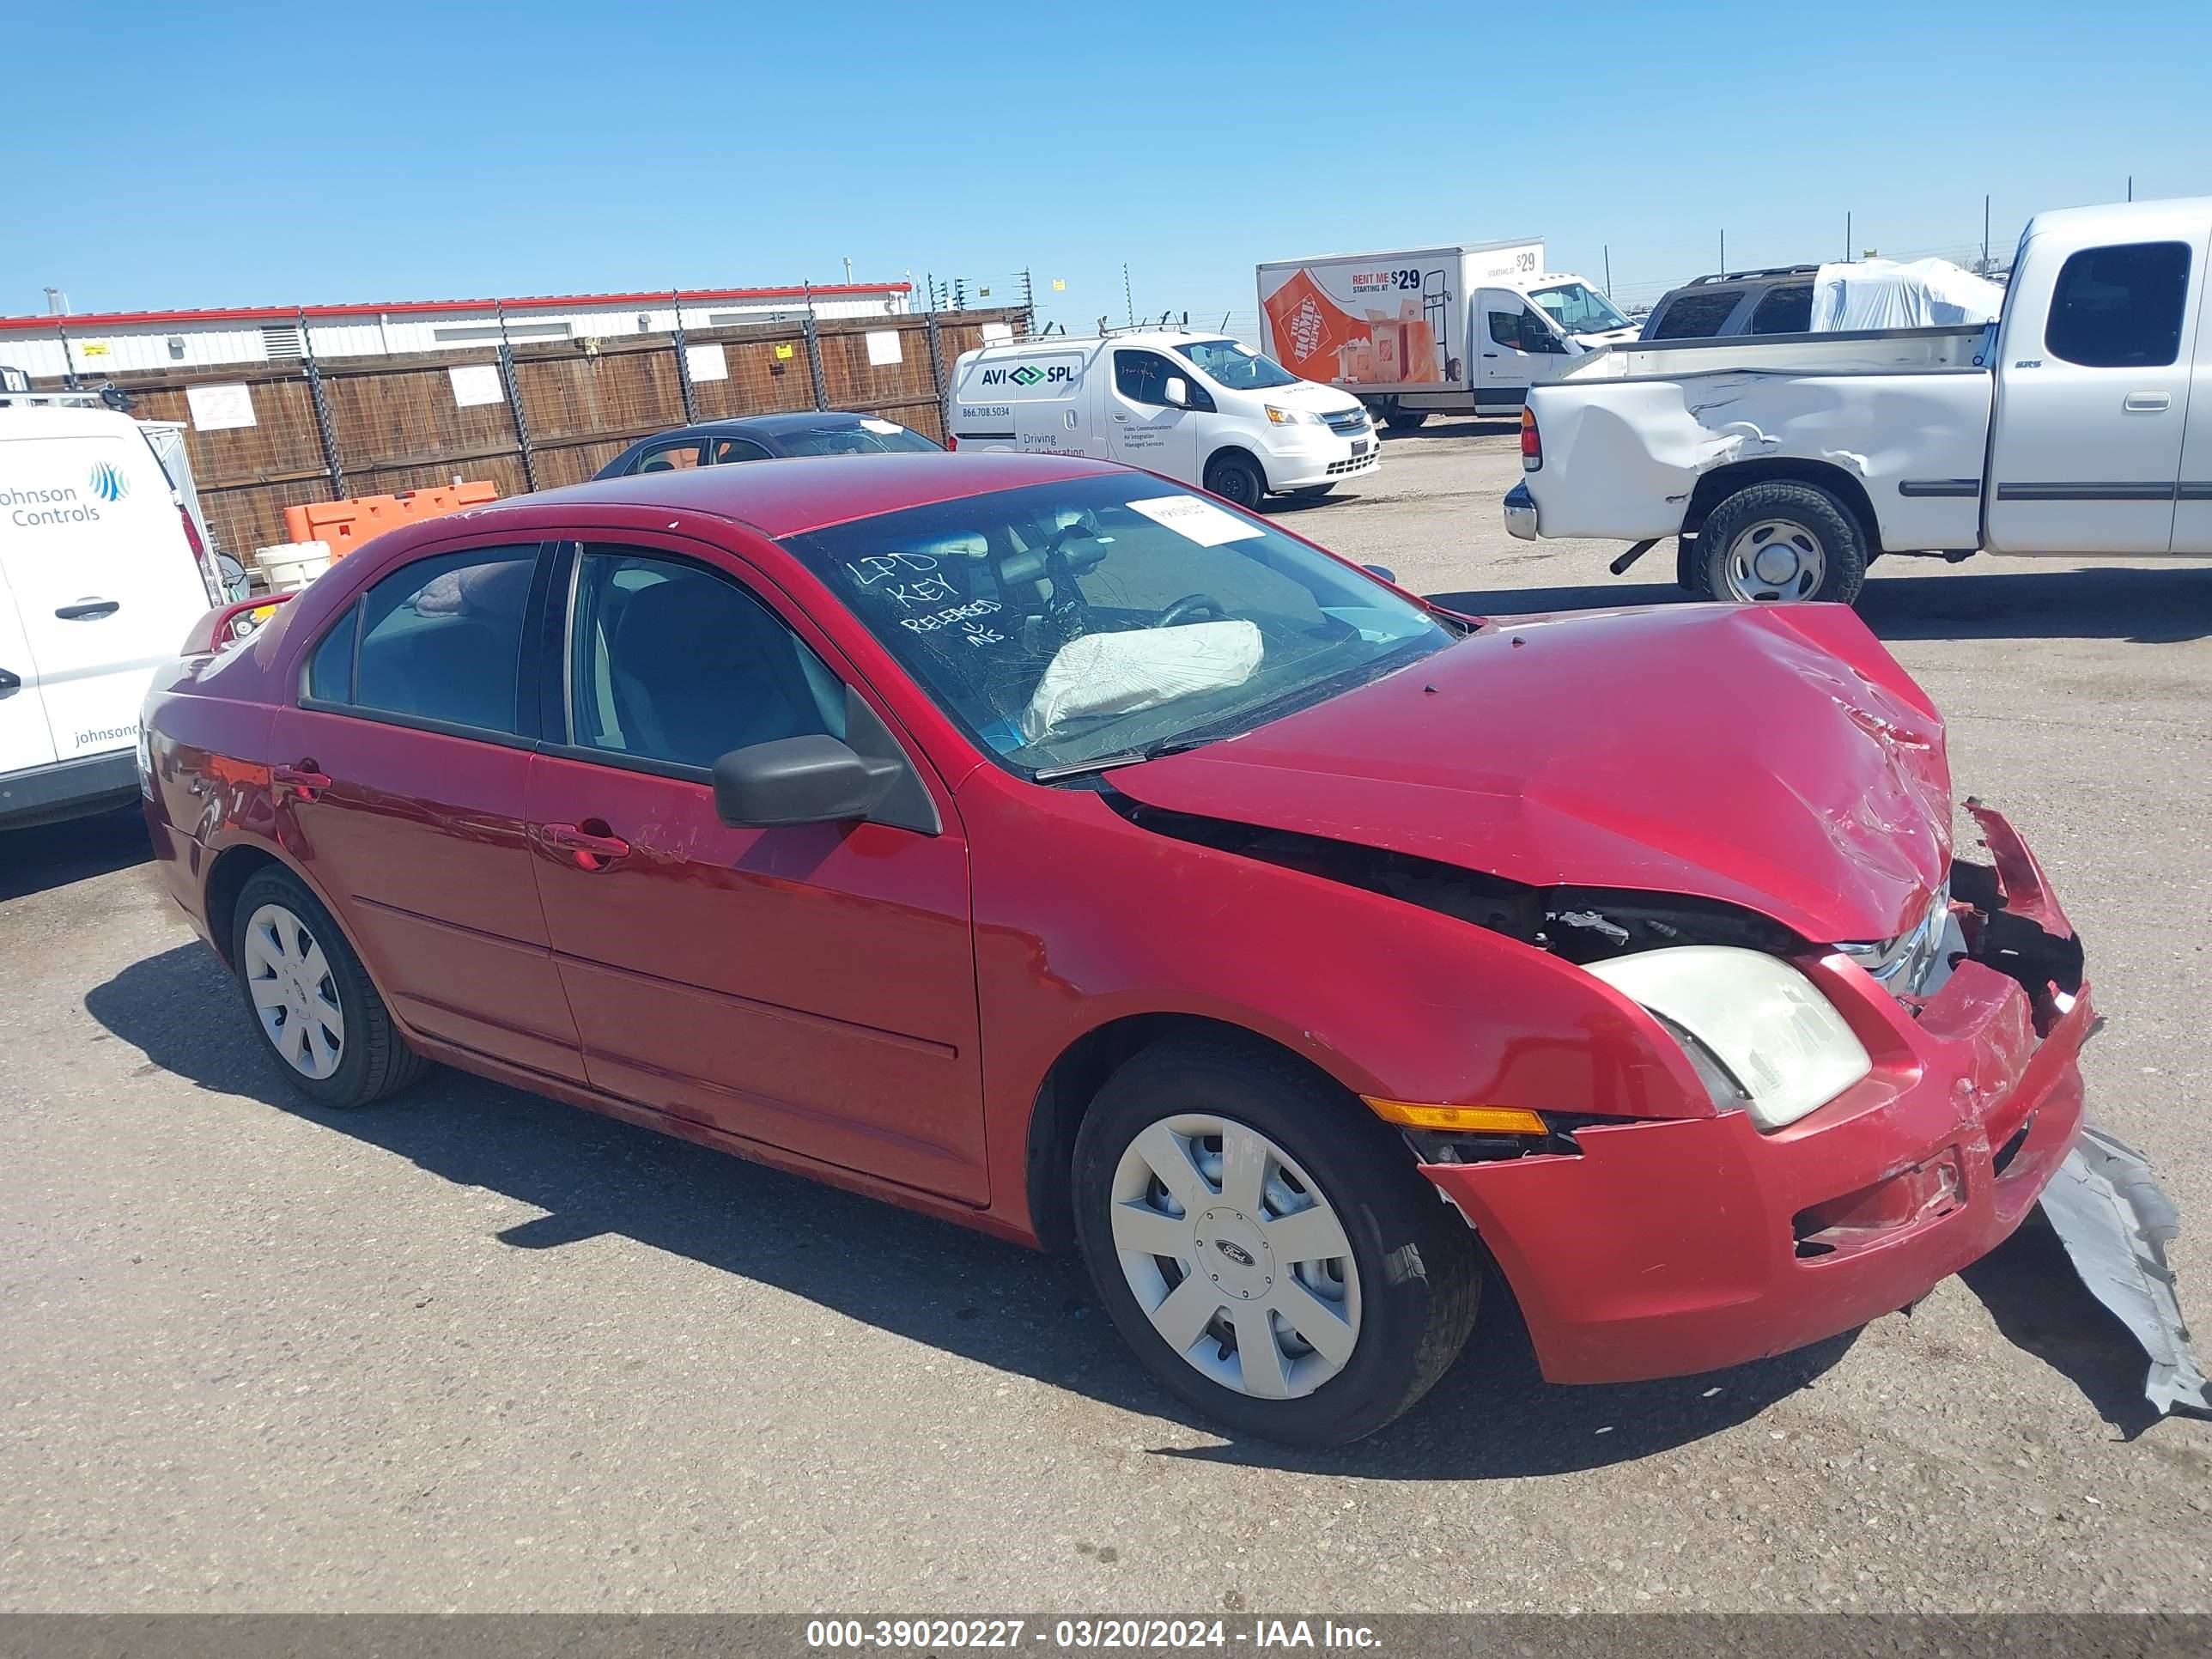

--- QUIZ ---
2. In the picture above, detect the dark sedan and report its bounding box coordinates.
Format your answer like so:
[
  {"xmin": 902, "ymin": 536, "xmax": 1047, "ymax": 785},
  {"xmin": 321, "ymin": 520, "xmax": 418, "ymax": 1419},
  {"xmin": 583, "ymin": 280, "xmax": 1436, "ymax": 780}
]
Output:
[{"xmin": 594, "ymin": 411, "xmax": 940, "ymax": 478}]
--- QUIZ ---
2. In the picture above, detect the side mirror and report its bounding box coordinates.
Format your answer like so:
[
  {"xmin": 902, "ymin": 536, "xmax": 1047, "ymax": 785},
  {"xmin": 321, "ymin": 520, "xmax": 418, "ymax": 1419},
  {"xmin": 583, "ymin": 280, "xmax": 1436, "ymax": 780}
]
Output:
[
  {"xmin": 1363, "ymin": 563, "xmax": 1399, "ymax": 585},
  {"xmin": 713, "ymin": 735, "xmax": 896, "ymax": 828},
  {"xmin": 1163, "ymin": 375, "xmax": 1191, "ymax": 409}
]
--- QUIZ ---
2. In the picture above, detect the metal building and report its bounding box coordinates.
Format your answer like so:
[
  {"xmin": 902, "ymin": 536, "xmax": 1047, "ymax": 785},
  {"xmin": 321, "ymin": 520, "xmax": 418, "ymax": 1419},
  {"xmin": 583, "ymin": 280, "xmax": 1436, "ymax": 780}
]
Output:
[{"xmin": 0, "ymin": 283, "xmax": 912, "ymax": 380}]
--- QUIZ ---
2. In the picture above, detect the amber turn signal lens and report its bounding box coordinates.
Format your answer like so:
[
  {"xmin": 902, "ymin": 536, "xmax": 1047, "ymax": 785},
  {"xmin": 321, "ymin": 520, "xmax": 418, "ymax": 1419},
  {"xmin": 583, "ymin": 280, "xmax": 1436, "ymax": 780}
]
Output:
[{"xmin": 1360, "ymin": 1099, "xmax": 1547, "ymax": 1135}]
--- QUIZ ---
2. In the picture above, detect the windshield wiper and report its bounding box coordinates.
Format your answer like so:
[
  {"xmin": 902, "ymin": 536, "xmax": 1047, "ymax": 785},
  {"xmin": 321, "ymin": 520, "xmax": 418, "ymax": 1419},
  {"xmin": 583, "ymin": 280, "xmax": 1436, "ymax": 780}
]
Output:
[{"xmin": 1030, "ymin": 735, "xmax": 1218, "ymax": 781}]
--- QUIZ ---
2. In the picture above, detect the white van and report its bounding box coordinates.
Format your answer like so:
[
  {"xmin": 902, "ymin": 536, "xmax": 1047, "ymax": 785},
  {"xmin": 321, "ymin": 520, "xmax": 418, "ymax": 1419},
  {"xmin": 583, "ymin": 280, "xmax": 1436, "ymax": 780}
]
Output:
[
  {"xmin": 1, "ymin": 398, "xmax": 222, "ymax": 830},
  {"xmin": 945, "ymin": 329, "xmax": 1376, "ymax": 510}
]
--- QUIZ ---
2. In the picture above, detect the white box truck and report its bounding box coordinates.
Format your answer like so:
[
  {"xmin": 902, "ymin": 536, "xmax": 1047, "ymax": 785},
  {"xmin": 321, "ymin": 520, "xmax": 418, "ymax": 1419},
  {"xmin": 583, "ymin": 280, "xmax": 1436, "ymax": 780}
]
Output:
[{"xmin": 1256, "ymin": 241, "xmax": 1639, "ymax": 429}]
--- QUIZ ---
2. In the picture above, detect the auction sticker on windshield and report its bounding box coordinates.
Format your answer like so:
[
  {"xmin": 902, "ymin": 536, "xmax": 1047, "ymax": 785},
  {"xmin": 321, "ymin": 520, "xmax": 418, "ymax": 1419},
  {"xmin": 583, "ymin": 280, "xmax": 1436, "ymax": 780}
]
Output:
[{"xmin": 1127, "ymin": 495, "xmax": 1265, "ymax": 547}]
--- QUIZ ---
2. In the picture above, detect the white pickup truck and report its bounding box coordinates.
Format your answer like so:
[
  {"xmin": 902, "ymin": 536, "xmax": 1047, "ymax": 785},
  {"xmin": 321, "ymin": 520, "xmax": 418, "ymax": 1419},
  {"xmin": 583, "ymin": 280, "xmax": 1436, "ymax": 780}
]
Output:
[{"xmin": 1504, "ymin": 198, "xmax": 2212, "ymax": 603}]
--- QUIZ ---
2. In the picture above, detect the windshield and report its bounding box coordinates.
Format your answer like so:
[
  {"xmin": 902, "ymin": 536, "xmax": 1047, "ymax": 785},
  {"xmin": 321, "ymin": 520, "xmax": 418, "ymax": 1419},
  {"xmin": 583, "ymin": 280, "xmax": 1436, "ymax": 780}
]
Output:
[
  {"xmin": 1172, "ymin": 337, "xmax": 1303, "ymax": 391},
  {"xmin": 1530, "ymin": 283, "xmax": 1632, "ymax": 335},
  {"xmin": 782, "ymin": 475, "xmax": 1454, "ymax": 775},
  {"xmin": 776, "ymin": 420, "xmax": 940, "ymax": 457}
]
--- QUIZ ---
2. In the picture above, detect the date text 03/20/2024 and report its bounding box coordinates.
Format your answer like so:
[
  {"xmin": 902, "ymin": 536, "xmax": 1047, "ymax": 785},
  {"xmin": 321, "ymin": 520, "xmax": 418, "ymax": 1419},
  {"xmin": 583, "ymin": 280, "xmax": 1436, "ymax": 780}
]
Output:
[{"xmin": 805, "ymin": 1620, "xmax": 1381, "ymax": 1650}]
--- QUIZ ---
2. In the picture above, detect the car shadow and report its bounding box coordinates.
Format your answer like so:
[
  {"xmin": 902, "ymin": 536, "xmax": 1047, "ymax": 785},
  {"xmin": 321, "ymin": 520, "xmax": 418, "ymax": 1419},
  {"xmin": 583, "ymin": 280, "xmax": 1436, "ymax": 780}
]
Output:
[
  {"xmin": 88, "ymin": 940, "xmax": 1854, "ymax": 1477},
  {"xmin": 1958, "ymin": 1216, "xmax": 2163, "ymax": 1439},
  {"xmin": 1430, "ymin": 562, "xmax": 2212, "ymax": 645},
  {"xmin": 0, "ymin": 805, "xmax": 152, "ymax": 902},
  {"xmin": 1380, "ymin": 418, "xmax": 1520, "ymax": 441}
]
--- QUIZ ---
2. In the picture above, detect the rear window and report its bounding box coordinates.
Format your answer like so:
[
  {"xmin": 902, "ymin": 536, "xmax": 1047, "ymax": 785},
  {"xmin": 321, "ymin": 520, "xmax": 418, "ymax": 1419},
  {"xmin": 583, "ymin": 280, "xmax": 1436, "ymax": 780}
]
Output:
[
  {"xmin": 2044, "ymin": 241, "xmax": 2192, "ymax": 368},
  {"xmin": 1646, "ymin": 290, "xmax": 1741, "ymax": 339},
  {"xmin": 306, "ymin": 546, "xmax": 537, "ymax": 734},
  {"xmin": 775, "ymin": 422, "xmax": 939, "ymax": 457},
  {"xmin": 1747, "ymin": 284, "xmax": 1814, "ymax": 335}
]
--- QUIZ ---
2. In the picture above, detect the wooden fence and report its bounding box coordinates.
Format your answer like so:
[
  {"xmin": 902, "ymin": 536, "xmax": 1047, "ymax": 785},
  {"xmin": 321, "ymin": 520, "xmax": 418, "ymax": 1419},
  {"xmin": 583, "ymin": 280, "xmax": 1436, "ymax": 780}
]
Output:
[{"xmin": 50, "ymin": 307, "xmax": 1026, "ymax": 562}]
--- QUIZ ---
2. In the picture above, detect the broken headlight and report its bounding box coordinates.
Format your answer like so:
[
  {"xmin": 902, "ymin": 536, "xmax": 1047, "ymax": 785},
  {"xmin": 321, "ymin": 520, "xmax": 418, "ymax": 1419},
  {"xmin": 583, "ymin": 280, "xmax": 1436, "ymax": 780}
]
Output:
[
  {"xmin": 1585, "ymin": 945, "xmax": 1873, "ymax": 1132},
  {"xmin": 1837, "ymin": 884, "xmax": 1961, "ymax": 1000}
]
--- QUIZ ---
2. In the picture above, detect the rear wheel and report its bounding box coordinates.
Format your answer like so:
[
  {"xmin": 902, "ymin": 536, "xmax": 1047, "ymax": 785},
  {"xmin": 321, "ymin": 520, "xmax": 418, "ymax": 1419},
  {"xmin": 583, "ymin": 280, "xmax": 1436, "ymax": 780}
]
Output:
[
  {"xmin": 1072, "ymin": 1039, "xmax": 1480, "ymax": 1446},
  {"xmin": 1690, "ymin": 480, "xmax": 1869, "ymax": 605},
  {"xmin": 230, "ymin": 867, "xmax": 428, "ymax": 1109},
  {"xmin": 1203, "ymin": 452, "xmax": 1267, "ymax": 511},
  {"xmin": 1382, "ymin": 404, "xmax": 1430, "ymax": 433}
]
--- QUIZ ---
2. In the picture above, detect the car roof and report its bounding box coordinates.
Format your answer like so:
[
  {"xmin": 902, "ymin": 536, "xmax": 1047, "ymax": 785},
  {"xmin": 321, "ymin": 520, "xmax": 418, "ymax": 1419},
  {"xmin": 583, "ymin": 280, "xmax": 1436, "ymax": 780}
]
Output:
[
  {"xmin": 663, "ymin": 410, "xmax": 907, "ymax": 438},
  {"xmin": 473, "ymin": 450, "xmax": 1126, "ymax": 539}
]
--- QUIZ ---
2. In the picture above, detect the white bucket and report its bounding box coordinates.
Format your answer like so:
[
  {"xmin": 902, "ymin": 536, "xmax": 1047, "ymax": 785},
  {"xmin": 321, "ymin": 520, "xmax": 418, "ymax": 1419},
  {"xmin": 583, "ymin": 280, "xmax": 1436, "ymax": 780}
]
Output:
[{"xmin": 255, "ymin": 541, "xmax": 334, "ymax": 593}]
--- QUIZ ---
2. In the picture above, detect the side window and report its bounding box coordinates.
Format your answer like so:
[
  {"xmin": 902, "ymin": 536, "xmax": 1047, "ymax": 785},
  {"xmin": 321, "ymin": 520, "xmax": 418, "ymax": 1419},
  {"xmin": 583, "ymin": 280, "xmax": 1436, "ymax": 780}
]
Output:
[
  {"xmin": 1748, "ymin": 284, "xmax": 1814, "ymax": 335},
  {"xmin": 1113, "ymin": 350, "xmax": 1173, "ymax": 404},
  {"xmin": 1647, "ymin": 290, "xmax": 1741, "ymax": 340},
  {"xmin": 566, "ymin": 549, "xmax": 846, "ymax": 773},
  {"xmin": 305, "ymin": 604, "xmax": 359, "ymax": 702},
  {"xmin": 345, "ymin": 546, "xmax": 538, "ymax": 733},
  {"xmin": 1488, "ymin": 307, "xmax": 1559, "ymax": 354},
  {"xmin": 710, "ymin": 437, "xmax": 774, "ymax": 465},
  {"xmin": 2045, "ymin": 242, "xmax": 2192, "ymax": 368},
  {"xmin": 630, "ymin": 439, "xmax": 706, "ymax": 474}
]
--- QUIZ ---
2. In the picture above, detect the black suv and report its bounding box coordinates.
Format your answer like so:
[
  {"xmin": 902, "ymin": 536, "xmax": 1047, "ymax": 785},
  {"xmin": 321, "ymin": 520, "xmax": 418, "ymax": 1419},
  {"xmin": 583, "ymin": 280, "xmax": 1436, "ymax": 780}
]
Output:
[{"xmin": 1639, "ymin": 265, "xmax": 1818, "ymax": 341}]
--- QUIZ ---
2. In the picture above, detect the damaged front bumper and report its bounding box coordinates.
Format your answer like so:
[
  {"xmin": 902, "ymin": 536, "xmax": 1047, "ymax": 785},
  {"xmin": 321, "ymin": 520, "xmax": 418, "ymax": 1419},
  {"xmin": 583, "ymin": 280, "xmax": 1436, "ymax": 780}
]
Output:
[{"xmin": 1424, "ymin": 804, "xmax": 2097, "ymax": 1386}]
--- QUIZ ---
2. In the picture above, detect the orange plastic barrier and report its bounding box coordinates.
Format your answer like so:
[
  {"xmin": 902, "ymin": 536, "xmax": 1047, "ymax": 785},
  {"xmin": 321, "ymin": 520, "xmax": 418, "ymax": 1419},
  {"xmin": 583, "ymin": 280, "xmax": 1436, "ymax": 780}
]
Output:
[{"xmin": 283, "ymin": 482, "xmax": 499, "ymax": 558}]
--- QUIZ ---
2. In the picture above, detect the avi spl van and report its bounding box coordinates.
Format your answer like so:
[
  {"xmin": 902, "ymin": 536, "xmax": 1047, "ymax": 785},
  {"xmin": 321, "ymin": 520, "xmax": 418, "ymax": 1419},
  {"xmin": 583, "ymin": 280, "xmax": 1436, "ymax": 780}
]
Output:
[
  {"xmin": 945, "ymin": 329, "xmax": 1376, "ymax": 510},
  {"xmin": 0, "ymin": 388, "xmax": 223, "ymax": 830}
]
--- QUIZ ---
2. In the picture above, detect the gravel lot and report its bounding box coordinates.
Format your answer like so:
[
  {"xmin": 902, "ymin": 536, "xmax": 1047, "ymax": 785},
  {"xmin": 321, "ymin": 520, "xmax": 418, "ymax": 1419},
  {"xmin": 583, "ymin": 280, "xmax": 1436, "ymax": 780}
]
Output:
[{"xmin": 4, "ymin": 425, "xmax": 2210, "ymax": 1613}]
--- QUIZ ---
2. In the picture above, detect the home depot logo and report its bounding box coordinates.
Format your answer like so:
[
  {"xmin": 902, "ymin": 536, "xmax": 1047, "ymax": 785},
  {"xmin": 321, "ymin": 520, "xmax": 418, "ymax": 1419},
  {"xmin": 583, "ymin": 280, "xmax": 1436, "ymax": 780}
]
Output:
[
  {"xmin": 1288, "ymin": 296, "xmax": 1326, "ymax": 363},
  {"xmin": 88, "ymin": 460, "xmax": 131, "ymax": 502}
]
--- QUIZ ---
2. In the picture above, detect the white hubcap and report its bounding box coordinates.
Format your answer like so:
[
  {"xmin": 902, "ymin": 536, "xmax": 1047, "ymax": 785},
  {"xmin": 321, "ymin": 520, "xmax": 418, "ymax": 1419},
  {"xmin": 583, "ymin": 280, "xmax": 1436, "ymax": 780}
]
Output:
[
  {"xmin": 242, "ymin": 902, "xmax": 346, "ymax": 1081},
  {"xmin": 1110, "ymin": 1114, "xmax": 1361, "ymax": 1400},
  {"xmin": 1722, "ymin": 517, "xmax": 1826, "ymax": 601}
]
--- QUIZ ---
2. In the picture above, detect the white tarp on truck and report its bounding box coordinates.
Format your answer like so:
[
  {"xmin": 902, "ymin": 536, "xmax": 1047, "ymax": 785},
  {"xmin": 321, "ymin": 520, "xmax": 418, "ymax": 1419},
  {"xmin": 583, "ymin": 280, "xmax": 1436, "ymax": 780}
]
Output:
[{"xmin": 1810, "ymin": 257, "xmax": 2006, "ymax": 331}]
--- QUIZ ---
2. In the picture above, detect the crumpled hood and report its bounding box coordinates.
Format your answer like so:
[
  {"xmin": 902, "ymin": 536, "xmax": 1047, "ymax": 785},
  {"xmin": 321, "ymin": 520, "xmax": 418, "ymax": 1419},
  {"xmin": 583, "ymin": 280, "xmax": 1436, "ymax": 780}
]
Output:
[{"xmin": 1111, "ymin": 602, "xmax": 1951, "ymax": 944}]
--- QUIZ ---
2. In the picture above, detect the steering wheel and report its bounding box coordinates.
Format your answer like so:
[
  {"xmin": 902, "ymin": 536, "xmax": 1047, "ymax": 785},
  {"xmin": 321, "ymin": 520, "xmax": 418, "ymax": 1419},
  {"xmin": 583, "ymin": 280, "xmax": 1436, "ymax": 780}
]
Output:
[{"xmin": 1159, "ymin": 593, "xmax": 1227, "ymax": 627}]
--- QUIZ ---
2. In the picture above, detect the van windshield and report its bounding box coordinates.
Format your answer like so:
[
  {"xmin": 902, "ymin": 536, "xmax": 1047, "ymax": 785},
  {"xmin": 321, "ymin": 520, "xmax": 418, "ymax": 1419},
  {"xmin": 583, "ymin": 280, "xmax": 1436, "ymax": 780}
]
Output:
[
  {"xmin": 1530, "ymin": 283, "xmax": 1631, "ymax": 335},
  {"xmin": 1173, "ymin": 338, "xmax": 1302, "ymax": 391},
  {"xmin": 782, "ymin": 474, "xmax": 1454, "ymax": 776}
]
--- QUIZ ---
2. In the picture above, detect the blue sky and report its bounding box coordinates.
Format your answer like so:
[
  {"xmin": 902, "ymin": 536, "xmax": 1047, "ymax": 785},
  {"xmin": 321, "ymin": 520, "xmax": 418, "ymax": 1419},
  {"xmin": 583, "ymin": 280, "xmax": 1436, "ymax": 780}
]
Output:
[{"xmin": 6, "ymin": 0, "xmax": 2209, "ymax": 332}]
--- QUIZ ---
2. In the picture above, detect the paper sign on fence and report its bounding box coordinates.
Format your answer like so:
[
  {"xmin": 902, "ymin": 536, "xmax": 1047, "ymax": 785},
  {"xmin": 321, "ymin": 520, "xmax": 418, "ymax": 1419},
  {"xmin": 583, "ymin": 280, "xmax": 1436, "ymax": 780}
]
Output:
[
  {"xmin": 685, "ymin": 343, "xmax": 728, "ymax": 383},
  {"xmin": 185, "ymin": 383, "xmax": 257, "ymax": 432},
  {"xmin": 449, "ymin": 364, "xmax": 504, "ymax": 408},
  {"xmin": 865, "ymin": 330, "xmax": 902, "ymax": 367}
]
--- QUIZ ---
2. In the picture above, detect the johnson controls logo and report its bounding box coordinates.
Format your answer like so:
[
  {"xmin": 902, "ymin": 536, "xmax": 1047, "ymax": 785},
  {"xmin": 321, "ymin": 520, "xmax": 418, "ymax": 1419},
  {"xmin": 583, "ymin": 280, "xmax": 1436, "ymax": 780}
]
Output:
[{"xmin": 88, "ymin": 460, "xmax": 131, "ymax": 502}]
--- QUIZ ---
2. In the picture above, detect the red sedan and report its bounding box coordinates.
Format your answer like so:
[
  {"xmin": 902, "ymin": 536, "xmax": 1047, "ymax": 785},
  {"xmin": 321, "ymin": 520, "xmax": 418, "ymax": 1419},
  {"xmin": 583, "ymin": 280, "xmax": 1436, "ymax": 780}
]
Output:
[{"xmin": 141, "ymin": 453, "xmax": 2094, "ymax": 1446}]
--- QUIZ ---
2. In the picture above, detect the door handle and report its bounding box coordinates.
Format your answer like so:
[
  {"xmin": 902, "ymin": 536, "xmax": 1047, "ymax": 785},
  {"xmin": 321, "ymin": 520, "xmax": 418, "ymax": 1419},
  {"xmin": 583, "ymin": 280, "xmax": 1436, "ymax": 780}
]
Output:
[
  {"xmin": 1482, "ymin": 352, "xmax": 1499, "ymax": 359},
  {"xmin": 538, "ymin": 820, "xmax": 632, "ymax": 871},
  {"xmin": 54, "ymin": 599, "xmax": 120, "ymax": 620},
  {"xmin": 1111, "ymin": 412, "xmax": 1129, "ymax": 422},
  {"xmin": 2124, "ymin": 391, "xmax": 2172, "ymax": 412},
  {"xmin": 271, "ymin": 760, "xmax": 332, "ymax": 800}
]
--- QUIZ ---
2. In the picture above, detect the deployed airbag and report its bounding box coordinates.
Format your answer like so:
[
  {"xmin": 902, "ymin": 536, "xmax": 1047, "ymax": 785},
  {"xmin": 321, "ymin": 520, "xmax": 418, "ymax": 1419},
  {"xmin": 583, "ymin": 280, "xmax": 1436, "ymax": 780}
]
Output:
[
  {"xmin": 2039, "ymin": 1124, "xmax": 2212, "ymax": 1419},
  {"xmin": 1021, "ymin": 621, "xmax": 1262, "ymax": 743}
]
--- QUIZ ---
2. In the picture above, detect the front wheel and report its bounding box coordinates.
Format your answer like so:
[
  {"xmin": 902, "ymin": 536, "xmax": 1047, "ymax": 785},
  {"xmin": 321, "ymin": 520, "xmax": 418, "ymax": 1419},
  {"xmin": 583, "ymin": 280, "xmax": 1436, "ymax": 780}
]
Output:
[
  {"xmin": 1072, "ymin": 1040, "xmax": 1480, "ymax": 1446},
  {"xmin": 1202, "ymin": 452, "xmax": 1267, "ymax": 511},
  {"xmin": 1690, "ymin": 480, "xmax": 1869, "ymax": 605}
]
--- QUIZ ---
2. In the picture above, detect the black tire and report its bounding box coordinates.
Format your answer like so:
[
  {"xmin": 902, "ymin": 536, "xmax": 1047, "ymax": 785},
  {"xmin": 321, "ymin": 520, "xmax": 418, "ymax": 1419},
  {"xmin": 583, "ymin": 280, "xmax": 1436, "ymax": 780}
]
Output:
[
  {"xmin": 229, "ymin": 866, "xmax": 429, "ymax": 1109},
  {"xmin": 1689, "ymin": 480, "xmax": 1869, "ymax": 605},
  {"xmin": 1382, "ymin": 407, "xmax": 1430, "ymax": 432},
  {"xmin": 1203, "ymin": 451, "xmax": 1268, "ymax": 511},
  {"xmin": 1072, "ymin": 1038, "xmax": 1481, "ymax": 1447}
]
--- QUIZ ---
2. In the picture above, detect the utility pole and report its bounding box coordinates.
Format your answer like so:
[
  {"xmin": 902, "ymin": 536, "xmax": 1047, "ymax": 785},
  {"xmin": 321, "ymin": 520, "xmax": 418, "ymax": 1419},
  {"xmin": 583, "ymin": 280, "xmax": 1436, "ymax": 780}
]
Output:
[
  {"xmin": 1602, "ymin": 245, "xmax": 1612, "ymax": 296},
  {"xmin": 1020, "ymin": 267, "xmax": 1035, "ymax": 335},
  {"xmin": 1845, "ymin": 212, "xmax": 1851, "ymax": 261},
  {"xmin": 842, "ymin": 257, "xmax": 853, "ymax": 285},
  {"xmin": 1982, "ymin": 194, "xmax": 1990, "ymax": 269},
  {"xmin": 2128, "ymin": 174, "xmax": 2134, "ymax": 202},
  {"xmin": 1122, "ymin": 263, "xmax": 1134, "ymax": 327},
  {"xmin": 1719, "ymin": 229, "xmax": 1726, "ymax": 272}
]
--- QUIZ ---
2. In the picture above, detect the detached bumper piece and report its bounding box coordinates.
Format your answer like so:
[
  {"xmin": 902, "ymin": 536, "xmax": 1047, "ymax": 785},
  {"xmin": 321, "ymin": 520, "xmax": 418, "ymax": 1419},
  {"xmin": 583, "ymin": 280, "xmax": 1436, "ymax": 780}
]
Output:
[{"xmin": 2040, "ymin": 1124, "xmax": 2212, "ymax": 1419}]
